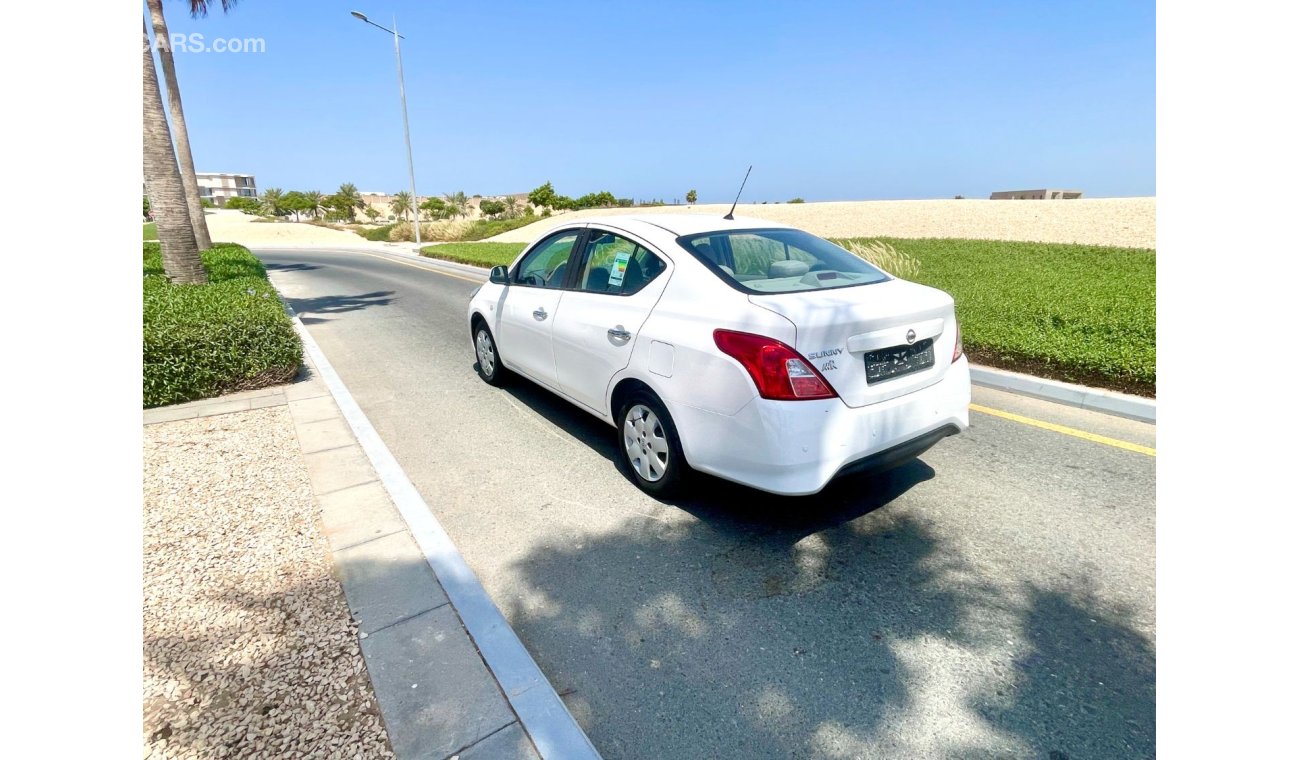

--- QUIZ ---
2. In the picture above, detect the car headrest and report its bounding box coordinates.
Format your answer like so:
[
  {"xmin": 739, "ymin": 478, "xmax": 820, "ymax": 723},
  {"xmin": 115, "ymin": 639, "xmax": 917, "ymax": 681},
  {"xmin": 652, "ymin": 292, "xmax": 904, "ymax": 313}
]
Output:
[
  {"xmin": 586, "ymin": 267, "xmax": 610, "ymax": 292},
  {"xmin": 622, "ymin": 257, "xmax": 645, "ymax": 290},
  {"xmin": 769, "ymin": 260, "xmax": 810, "ymax": 278}
]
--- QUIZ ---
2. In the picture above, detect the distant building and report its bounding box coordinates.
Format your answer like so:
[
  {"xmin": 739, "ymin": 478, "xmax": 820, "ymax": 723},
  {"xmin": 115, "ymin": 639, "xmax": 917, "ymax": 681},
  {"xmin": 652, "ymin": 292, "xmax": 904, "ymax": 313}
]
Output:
[
  {"xmin": 990, "ymin": 189, "xmax": 1083, "ymax": 200},
  {"xmin": 196, "ymin": 173, "xmax": 257, "ymax": 206}
]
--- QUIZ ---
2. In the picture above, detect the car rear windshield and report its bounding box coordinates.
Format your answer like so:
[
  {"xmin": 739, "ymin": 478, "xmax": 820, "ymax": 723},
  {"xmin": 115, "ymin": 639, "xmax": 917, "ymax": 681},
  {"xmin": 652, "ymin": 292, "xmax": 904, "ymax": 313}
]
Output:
[{"xmin": 676, "ymin": 228, "xmax": 890, "ymax": 294}]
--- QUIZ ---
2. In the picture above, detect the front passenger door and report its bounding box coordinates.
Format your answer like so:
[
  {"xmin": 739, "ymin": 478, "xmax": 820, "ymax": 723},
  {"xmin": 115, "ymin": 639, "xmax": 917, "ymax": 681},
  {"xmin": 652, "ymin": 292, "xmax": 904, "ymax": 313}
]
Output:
[{"xmin": 496, "ymin": 229, "xmax": 582, "ymax": 389}]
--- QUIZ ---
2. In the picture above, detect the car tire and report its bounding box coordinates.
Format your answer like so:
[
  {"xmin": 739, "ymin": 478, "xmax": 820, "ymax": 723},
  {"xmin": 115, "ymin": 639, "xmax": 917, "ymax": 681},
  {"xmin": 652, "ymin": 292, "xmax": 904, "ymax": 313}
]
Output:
[
  {"xmin": 472, "ymin": 321, "xmax": 508, "ymax": 386},
  {"xmin": 618, "ymin": 390, "xmax": 688, "ymax": 498}
]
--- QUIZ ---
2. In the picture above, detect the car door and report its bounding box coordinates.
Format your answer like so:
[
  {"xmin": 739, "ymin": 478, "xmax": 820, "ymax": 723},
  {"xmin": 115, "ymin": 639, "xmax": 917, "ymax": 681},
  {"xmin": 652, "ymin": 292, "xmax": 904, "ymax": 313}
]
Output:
[
  {"xmin": 551, "ymin": 228, "xmax": 672, "ymax": 413},
  {"xmin": 496, "ymin": 228, "xmax": 584, "ymax": 390}
]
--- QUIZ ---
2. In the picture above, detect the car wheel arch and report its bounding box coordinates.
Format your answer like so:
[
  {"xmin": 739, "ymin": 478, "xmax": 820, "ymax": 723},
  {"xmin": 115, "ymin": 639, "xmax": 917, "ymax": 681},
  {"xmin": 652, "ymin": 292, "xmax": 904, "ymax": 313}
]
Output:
[{"xmin": 609, "ymin": 377, "xmax": 693, "ymax": 468}]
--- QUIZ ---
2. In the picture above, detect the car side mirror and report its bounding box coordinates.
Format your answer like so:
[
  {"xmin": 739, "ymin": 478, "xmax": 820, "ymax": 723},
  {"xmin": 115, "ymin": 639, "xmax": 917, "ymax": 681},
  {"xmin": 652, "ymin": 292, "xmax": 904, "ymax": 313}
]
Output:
[{"xmin": 489, "ymin": 266, "xmax": 509, "ymax": 285}]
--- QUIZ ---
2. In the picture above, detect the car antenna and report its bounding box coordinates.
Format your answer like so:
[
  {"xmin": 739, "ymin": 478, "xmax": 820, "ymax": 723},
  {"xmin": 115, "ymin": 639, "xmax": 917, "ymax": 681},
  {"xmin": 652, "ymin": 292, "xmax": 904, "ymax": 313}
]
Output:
[{"xmin": 723, "ymin": 165, "xmax": 752, "ymax": 220}]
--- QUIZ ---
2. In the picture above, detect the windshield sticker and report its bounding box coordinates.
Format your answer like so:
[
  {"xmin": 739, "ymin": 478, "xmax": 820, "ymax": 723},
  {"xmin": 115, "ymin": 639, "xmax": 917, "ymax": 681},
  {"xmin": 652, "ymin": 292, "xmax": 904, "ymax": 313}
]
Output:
[{"xmin": 608, "ymin": 251, "xmax": 632, "ymax": 287}]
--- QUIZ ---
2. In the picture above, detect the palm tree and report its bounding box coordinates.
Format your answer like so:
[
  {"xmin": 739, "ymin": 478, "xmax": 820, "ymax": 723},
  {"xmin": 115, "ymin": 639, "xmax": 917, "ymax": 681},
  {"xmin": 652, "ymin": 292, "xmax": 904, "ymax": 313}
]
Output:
[
  {"xmin": 444, "ymin": 191, "xmax": 470, "ymax": 219},
  {"xmin": 391, "ymin": 191, "xmax": 413, "ymax": 222},
  {"xmin": 305, "ymin": 190, "xmax": 325, "ymax": 219},
  {"xmin": 142, "ymin": 19, "xmax": 204, "ymax": 284},
  {"xmin": 503, "ymin": 195, "xmax": 520, "ymax": 219},
  {"xmin": 145, "ymin": 0, "xmax": 238, "ymax": 250},
  {"xmin": 336, "ymin": 183, "xmax": 364, "ymax": 221},
  {"xmin": 260, "ymin": 187, "xmax": 284, "ymax": 217}
]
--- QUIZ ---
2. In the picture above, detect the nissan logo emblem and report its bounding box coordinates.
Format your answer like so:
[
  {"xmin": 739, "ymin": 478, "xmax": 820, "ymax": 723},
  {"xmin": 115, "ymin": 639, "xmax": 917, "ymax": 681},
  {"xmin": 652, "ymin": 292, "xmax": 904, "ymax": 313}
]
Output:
[{"xmin": 906, "ymin": 329, "xmax": 917, "ymax": 344}]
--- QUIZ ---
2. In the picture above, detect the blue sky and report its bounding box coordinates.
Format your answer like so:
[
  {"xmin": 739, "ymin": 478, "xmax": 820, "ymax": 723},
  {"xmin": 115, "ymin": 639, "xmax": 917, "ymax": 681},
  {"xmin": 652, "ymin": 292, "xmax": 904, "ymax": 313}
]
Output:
[{"xmin": 152, "ymin": 0, "xmax": 1154, "ymax": 202}]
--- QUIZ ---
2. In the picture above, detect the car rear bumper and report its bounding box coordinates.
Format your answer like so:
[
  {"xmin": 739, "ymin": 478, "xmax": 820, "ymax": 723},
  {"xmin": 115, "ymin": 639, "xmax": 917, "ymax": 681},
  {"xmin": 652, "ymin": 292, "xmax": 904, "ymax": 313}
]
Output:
[{"xmin": 672, "ymin": 356, "xmax": 971, "ymax": 495}]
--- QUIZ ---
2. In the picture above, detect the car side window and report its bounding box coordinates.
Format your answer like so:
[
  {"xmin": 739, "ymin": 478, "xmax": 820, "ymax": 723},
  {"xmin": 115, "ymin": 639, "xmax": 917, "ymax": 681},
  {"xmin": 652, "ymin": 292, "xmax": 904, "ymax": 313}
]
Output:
[
  {"xmin": 514, "ymin": 231, "xmax": 580, "ymax": 288},
  {"xmin": 577, "ymin": 231, "xmax": 666, "ymax": 295}
]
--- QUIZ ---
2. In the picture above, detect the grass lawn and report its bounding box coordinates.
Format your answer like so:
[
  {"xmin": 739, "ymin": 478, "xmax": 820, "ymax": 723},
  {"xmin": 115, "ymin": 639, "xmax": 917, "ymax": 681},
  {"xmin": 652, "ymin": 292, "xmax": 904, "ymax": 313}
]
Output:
[
  {"xmin": 144, "ymin": 243, "xmax": 302, "ymax": 407},
  {"xmin": 420, "ymin": 241, "xmax": 526, "ymax": 268},
  {"xmin": 836, "ymin": 238, "xmax": 1156, "ymax": 396},
  {"xmin": 144, "ymin": 222, "xmax": 158, "ymax": 240},
  {"xmin": 417, "ymin": 237, "xmax": 1156, "ymax": 396}
]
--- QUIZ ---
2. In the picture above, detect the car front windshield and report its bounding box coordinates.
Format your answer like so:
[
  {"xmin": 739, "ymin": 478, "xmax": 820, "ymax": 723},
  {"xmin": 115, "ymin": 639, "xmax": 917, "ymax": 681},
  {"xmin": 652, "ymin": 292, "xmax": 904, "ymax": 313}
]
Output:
[{"xmin": 676, "ymin": 228, "xmax": 890, "ymax": 293}]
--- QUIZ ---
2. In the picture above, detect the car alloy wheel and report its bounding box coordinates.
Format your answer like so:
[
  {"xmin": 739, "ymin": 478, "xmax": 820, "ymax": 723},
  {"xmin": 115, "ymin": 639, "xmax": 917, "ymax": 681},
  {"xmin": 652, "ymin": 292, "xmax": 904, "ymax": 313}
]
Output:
[{"xmin": 623, "ymin": 403, "xmax": 669, "ymax": 482}]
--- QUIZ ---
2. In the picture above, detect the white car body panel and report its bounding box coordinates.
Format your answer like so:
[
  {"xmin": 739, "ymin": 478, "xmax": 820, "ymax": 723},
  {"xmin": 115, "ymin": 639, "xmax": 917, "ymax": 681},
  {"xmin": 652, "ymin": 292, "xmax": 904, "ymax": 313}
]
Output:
[{"xmin": 468, "ymin": 214, "xmax": 971, "ymax": 495}]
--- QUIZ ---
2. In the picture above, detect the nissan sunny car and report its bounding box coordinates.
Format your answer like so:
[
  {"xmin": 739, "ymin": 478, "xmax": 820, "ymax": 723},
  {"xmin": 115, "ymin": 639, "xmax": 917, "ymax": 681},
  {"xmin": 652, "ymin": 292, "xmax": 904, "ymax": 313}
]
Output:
[{"xmin": 467, "ymin": 215, "xmax": 970, "ymax": 496}]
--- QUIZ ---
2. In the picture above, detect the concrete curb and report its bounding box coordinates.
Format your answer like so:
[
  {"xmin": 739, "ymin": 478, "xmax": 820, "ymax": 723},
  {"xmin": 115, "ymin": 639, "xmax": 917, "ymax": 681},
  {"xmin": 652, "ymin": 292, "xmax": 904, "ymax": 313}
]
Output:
[
  {"xmin": 969, "ymin": 365, "xmax": 1155, "ymax": 423},
  {"xmin": 288, "ymin": 310, "xmax": 602, "ymax": 760}
]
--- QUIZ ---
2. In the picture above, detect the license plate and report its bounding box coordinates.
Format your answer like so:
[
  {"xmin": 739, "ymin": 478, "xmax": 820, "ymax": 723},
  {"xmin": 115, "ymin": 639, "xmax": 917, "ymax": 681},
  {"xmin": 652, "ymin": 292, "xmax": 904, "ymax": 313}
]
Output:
[{"xmin": 865, "ymin": 338, "xmax": 935, "ymax": 384}]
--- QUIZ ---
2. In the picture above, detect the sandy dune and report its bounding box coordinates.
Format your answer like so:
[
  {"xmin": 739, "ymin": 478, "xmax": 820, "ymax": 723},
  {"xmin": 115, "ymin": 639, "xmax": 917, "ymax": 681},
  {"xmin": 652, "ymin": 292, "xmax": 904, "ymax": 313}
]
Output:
[
  {"xmin": 203, "ymin": 209, "xmax": 372, "ymax": 247},
  {"xmin": 487, "ymin": 197, "xmax": 1156, "ymax": 249}
]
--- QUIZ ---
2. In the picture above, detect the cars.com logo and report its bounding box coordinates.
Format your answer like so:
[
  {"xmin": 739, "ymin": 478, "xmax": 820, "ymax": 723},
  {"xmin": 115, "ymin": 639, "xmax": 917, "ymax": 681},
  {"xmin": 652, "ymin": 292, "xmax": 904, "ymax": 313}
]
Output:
[{"xmin": 147, "ymin": 33, "xmax": 266, "ymax": 54}]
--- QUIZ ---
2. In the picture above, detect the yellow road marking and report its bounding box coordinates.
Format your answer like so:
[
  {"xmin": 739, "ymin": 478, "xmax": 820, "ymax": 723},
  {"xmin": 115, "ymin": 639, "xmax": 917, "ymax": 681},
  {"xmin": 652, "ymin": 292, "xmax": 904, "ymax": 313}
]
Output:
[{"xmin": 970, "ymin": 403, "xmax": 1155, "ymax": 456}]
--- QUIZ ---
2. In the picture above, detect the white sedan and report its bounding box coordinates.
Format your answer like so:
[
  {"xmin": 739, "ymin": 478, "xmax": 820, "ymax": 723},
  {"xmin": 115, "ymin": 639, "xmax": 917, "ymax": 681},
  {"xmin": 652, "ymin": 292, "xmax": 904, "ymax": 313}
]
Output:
[{"xmin": 467, "ymin": 215, "xmax": 970, "ymax": 496}]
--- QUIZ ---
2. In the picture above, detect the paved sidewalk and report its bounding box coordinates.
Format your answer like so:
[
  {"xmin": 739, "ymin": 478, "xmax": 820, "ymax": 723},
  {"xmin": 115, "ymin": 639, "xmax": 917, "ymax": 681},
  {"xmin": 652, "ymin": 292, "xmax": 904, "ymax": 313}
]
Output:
[{"xmin": 145, "ymin": 362, "xmax": 549, "ymax": 760}]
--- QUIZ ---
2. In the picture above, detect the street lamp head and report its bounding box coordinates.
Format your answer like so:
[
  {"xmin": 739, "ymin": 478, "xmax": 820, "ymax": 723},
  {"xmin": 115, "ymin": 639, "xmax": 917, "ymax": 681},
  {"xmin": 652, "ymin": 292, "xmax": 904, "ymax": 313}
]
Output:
[{"xmin": 350, "ymin": 11, "xmax": 369, "ymax": 21}]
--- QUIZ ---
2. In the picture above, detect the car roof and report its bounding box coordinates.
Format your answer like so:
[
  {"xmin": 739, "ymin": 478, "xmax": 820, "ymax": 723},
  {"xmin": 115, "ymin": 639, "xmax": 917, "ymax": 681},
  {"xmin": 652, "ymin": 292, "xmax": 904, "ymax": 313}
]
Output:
[{"xmin": 582, "ymin": 213, "xmax": 796, "ymax": 238}]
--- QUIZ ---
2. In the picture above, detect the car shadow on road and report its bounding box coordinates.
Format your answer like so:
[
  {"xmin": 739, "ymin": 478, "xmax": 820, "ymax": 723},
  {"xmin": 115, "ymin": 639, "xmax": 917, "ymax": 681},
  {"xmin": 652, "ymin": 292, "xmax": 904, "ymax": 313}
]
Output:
[
  {"xmin": 502, "ymin": 504, "xmax": 1155, "ymax": 759},
  {"xmin": 286, "ymin": 290, "xmax": 396, "ymax": 325},
  {"xmin": 484, "ymin": 370, "xmax": 1154, "ymax": 758}
]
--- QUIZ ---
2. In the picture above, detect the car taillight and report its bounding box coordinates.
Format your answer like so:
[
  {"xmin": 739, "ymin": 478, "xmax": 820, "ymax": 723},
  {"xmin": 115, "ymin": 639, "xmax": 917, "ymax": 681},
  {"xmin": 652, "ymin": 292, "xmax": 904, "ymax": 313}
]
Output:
[
  {"xmin": 713, "ymin": 329, "xmax": 838, "ymax": 401},
  {"xmin": 952, "ymin": 320, "xmax": 963, "ymax": 363}
]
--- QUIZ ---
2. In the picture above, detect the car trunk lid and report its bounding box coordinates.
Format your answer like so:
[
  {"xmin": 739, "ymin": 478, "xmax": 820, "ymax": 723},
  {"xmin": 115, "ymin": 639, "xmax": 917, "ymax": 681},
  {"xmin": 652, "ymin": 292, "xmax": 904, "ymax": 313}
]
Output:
[{"xmin": 750, "ymin": 279, "xmax": 959, "ymax": 407}]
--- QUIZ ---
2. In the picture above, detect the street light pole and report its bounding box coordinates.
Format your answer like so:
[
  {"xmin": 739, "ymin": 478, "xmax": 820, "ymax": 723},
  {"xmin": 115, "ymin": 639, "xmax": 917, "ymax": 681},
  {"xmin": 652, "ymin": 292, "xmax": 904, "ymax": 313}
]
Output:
[{"xmin": 351, "ymin": 11, "xmax": 421, "ymax": 246}]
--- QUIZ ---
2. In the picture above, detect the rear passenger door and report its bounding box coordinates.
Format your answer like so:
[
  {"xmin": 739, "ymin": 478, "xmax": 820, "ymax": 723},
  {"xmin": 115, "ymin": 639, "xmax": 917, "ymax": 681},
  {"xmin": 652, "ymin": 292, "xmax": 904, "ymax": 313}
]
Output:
[{"xmin": 551, "ymin": 228, "xmax": 672, "ymax": 414}]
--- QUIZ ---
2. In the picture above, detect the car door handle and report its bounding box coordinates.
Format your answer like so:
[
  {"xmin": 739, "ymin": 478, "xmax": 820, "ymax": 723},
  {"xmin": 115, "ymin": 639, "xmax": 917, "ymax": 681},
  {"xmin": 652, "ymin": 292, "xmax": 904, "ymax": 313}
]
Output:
[
  {"xmin": 607, "ymin": 326, "xmax": 632, "ymax": 341},
  {"xmin": 533, "ymin": 308, "xmax": 548, "ymax": 321}
]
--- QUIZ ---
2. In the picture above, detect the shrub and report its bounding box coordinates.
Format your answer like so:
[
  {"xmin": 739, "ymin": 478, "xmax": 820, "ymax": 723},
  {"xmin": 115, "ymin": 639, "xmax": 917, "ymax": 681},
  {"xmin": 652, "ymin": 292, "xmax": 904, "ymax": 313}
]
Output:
[
  {"xmin": 788, "ymin": 197, "xmax": 805, "ymax": 204},
  {"xmin": 225, "ymin": 196, "xmax": 260, "ymax": 213},
  {"xmin": 839, "ymin": 240, "xmax": 920, "ymax": 279},
  {"xmin": 354, "ymin": 224, "xmax": 394, "ymax": 241},
  {"xmin": 143, "ymin": 243, "xmax": 302, "ymax": 407}
]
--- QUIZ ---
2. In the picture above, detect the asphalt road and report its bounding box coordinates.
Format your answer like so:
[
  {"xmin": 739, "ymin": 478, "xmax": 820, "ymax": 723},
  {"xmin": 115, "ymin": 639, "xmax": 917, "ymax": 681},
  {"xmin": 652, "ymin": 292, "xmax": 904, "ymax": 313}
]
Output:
[{"xmin": 258, "ymin": 247, "xmax": 1156, "ymax": 760}]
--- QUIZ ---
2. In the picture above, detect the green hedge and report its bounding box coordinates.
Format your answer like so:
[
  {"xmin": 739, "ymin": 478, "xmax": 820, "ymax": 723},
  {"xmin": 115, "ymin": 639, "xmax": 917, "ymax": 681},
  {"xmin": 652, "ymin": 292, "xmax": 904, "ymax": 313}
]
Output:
[{"xmin": 144, "ymin": 243, "xmax": 302, "ymax": 408}]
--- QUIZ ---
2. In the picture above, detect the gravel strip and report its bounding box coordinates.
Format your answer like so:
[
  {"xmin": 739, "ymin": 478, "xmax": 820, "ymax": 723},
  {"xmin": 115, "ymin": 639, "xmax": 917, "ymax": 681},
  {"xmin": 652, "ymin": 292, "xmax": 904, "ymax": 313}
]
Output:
[{"xmin": 144, "ymin": 407, "xmax": 394, "ymax": 759}]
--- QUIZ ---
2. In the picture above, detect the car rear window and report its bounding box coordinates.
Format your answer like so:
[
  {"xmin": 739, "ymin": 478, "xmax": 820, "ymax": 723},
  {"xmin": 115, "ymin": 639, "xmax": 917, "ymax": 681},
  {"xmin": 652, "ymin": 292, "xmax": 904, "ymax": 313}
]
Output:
[{"xmin": 677, "ymin": 228, "xmax": 890, "ymax": 294}]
